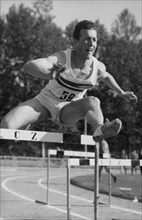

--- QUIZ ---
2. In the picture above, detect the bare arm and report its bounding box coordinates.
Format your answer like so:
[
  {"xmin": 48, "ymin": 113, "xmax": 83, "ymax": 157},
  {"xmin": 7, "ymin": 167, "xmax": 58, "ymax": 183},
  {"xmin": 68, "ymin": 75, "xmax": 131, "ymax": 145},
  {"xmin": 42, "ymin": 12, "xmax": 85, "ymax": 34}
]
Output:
[
  {"xmin": 100, "ymin": 72, "xmax": 124, "ymax": 95},
  {"xmin": 23, "ymin": 58, "xmax": 54, "ymax": 80},
  {"xmin": 23, "ymin": 52, "xmax": 66, "ymax": 80},
  {"xmin": 100, "ymin": 72, "xmax": 138, "ymax": 104}
]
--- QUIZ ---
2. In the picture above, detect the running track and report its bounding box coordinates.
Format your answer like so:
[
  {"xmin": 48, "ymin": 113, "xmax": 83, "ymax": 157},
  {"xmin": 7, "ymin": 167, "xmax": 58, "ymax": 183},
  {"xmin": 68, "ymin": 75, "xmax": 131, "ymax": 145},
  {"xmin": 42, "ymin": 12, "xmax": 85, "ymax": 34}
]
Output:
[{"xmin": 1, "ymin": 167, "xmax": 142, "ymax": 220}]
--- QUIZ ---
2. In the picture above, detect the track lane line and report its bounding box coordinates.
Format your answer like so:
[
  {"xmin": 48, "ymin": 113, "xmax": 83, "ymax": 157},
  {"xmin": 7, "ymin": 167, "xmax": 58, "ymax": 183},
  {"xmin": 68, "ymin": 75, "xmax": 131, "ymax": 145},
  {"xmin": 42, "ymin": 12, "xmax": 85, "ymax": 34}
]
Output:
[
  {"xmin": 2, "ymin": 174, "xmax": 92, "ymax": 220},
  {"xmin": 39, "ymin": 177, "xmax": 93, "ymax": 203},
  {"xmin": 39, "ymin": 176, "xmax": 142, "ymax": 215},
  {"xmin": 2, "ymin": 171, "xmax": 142, "ymax": 217}
]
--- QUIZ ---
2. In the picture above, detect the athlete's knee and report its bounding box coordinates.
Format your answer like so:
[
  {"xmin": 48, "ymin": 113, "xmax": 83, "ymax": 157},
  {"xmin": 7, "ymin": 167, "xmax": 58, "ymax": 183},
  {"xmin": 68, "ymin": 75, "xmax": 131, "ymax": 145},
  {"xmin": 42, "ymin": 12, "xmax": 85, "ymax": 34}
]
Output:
[
  {"xmin": 0, "ymin": 115, "xmax": 15, "ymax": 129},
  {"xmin": 1, "ymin": 116, "xmax": 10, "ymax": 129},
  {"xmin": 0, "ymin": 116, "xmax": 9, "ymax": 128},
  {"xmin": 85, "ymin": 96, "xmax": 101, "ymax": 107}
]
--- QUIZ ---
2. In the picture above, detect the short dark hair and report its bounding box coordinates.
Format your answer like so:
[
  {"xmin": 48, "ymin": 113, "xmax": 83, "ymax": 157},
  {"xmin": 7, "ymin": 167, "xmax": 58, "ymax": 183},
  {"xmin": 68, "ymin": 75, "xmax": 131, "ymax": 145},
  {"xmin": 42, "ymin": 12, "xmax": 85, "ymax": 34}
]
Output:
[{"xmin": 73, "ymin": 20, "xmax": 97, "ymax": 41}]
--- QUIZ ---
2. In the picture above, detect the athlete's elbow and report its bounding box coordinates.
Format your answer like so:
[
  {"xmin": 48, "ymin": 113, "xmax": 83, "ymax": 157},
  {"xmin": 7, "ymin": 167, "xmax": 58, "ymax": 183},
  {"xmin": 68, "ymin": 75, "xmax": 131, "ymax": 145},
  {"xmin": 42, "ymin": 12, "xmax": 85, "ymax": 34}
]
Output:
[
  {"xmin": 23, "ymin": 61, "xmax": 38, "ymax": 76},
  {"xmin": 23, "ymin": 61, "xmax": 32, "ymax": 74}
]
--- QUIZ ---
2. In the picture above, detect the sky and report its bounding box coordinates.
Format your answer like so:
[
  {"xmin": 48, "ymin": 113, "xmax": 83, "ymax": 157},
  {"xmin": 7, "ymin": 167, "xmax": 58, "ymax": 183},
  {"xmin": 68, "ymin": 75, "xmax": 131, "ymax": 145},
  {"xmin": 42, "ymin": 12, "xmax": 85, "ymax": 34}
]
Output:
[{"xmin": 1, "ymin": 0, "xmax": 142, "ymax": 32}]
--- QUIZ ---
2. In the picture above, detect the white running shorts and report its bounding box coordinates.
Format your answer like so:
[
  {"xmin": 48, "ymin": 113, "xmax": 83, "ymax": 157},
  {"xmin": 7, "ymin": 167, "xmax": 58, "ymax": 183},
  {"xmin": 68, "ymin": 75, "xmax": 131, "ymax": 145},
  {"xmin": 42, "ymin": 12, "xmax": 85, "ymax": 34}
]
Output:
[{"xmin": 35, "ymin": 89, "xmax": 70, "ymax": 124}]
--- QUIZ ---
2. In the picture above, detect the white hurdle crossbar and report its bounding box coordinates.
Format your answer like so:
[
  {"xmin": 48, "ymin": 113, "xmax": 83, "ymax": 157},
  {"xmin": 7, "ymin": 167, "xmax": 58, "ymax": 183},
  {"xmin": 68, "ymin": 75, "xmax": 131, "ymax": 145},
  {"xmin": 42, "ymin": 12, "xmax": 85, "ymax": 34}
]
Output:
[
  {"xmin": 0, "ymin": 129, "xmax": 95, "ymax": 145},
  {"xmin": 68, "ymin": 158, "xmax": 142, "ymax": 166},
  {"xmin": 49, "ymin": 149, "xmax": 95, "ymax": 158}
]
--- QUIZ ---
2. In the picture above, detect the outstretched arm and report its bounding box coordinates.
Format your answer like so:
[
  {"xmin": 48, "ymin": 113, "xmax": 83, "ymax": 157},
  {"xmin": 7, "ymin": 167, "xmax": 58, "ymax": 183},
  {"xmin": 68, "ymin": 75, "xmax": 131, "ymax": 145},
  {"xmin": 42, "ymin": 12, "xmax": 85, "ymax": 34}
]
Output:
[{"xmin": 100, "ymin": 72, "xmax": 138, "ymax": 104}]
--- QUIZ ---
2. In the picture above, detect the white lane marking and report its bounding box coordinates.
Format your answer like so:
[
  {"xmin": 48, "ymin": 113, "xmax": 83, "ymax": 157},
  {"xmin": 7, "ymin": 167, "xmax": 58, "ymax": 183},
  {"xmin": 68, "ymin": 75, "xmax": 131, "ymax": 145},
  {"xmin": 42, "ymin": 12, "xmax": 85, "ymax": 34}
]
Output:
[
  {"xmin": 2, "ymin": 174, "xmax": 92, "ymax": 220},
  {"xmin": 111, "ymin": 205, "xmax": 142, "ymax": 215},
  {"xmin": 2, "ymin": 172, "xmax": 142, "ymax": 217},
  {"xmin": 2, "ymin": 175, "xmax": 36, "ymax": 202},
  {"xmin": 39, "ymin": 177, "xmax": 142, "ymax": 215},
  {"xmin": 39, "ymin": 177, "xmax": 93, "ymax": 203}
]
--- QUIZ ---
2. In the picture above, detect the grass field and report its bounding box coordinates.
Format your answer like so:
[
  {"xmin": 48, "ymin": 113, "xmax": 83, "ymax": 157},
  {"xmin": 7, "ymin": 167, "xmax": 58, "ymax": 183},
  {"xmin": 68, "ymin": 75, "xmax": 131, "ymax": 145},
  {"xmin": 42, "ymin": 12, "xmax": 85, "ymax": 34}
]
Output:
[{"xmin": 71, "ymin": 173, "xmax": 142, "ymax": 202}]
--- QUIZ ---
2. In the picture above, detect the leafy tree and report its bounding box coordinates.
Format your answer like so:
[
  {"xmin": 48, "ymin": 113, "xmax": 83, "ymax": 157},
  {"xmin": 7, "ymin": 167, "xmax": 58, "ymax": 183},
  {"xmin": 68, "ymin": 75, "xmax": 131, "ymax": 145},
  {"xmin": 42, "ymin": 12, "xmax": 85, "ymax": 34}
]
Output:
[
  {"xmin": 33, "ymin": 0, "xmax": 53, "ymax": 19},
  {"xmin": 111, "ymin": 9, "xmax": 141, "ymax": 42},
  {"xmin": 88, "ymin": 11, "xmax": 142, "ymax": 154},
  {"xmin": 99, "ymin": 40, "xmax": 141, "ymax": 155},
  {"xmin": 0, "ymin": 1, "xmax": 68, "ymax": 155},
  {"xmin": 0, "ymin": 1, "xmax": 67, "ymax": 109},
  {"xmin": 65, "ymin": 19, "xmax": 78, "ymax": 47},
  {"xmin": 93, "ymin": 19, "xmax": 109, "ymax": 58}
]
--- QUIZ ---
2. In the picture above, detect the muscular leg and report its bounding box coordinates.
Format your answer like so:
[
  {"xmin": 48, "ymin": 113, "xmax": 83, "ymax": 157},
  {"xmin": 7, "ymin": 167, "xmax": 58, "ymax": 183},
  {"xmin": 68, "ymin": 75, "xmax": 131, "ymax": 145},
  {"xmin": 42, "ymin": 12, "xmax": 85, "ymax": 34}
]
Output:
[
  {"xmin": 60, "ymin": 96, "xmax": 122, "ymax": 141},
  {"xmin": 0, "ymin": 98, "xmax": 51, "ymax": 129},
  {"xmin": 60, "ymin": 96, "xmax": 103, "ymax": 130}
]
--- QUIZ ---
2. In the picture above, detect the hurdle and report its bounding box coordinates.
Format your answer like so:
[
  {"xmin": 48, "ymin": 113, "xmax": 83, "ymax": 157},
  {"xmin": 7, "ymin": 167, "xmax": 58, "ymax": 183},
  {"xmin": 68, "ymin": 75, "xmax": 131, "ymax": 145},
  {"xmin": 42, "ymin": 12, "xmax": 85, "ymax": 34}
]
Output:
[
  {"xmin": 0, "ymin": 128, "xmax": 100, "ymax": 220},
  {"xmin": 0, "ymin": 128, "xmax": 95, "ymax": 145},
  {"xmin": 47, "ymin": 152, "xmax": 99, "ymax": 220},
  {"xmin": 2, "ymin": 129, "xmax": 141, "ymax": 219},
  {"xmin": 99, "ymin": 158, "xmax": 142, "ymax": 206},
  {"xmin": 47, "ymin": 148, "xmax": 99, "ymax": 220},
  {"xmin": 67, "ymin": 157, "xmax": 142, "ymax": 219},
  {"xmin": 48, "ymin": 149, "xmax": 95, "ymax": 158},
  {"xmin": 46, "ymin": 149, "xmax": 95, "ymax": 205}
]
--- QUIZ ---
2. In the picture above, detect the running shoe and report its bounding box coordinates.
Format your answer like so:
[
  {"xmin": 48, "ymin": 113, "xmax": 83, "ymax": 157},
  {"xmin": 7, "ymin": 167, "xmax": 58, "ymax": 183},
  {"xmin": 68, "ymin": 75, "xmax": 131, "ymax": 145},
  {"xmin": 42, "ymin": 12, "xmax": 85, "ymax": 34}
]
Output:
[{"xmin": 93, "ymin": 118, "xmax": 122, "ymax": 142}]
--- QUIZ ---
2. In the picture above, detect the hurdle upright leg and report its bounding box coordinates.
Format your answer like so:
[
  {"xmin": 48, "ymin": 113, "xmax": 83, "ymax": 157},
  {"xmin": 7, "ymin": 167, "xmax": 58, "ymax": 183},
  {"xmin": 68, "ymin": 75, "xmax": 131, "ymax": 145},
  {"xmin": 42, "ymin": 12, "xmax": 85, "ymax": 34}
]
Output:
[
  {"xmin": 67, "ymin": 158, "xmax": 71, "ymax": 220},
  {"xmin": 47, "ymin": 148, "xmax": 50, "ymax": 204},
  {"xmin": 109, "ymin": 164, "xmax": 112, "ymax": 206},
  {"xmin": 94, "ymin": 142, "xmax": 99, "ymax": 220}
]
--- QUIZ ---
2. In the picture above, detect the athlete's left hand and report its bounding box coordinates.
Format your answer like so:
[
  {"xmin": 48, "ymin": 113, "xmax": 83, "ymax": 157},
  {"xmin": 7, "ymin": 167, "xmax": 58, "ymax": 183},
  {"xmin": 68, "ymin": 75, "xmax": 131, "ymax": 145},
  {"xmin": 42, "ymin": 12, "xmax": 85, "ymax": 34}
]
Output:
[{"xmin": 122, "ymin": 91, "xmax": 138, "ymax": 104}]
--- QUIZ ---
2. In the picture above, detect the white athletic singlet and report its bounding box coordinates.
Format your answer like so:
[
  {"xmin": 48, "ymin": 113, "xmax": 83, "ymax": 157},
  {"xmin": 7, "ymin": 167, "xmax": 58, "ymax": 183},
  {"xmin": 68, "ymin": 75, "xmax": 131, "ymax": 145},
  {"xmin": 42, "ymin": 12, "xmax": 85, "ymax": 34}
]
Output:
[
  {"xmin": 35, "ymin": 49, "xmax": 107, "ymax": 122},
  {"xmin": 46, "ymin": 49, "xmax": 106, "ymax": 101}
]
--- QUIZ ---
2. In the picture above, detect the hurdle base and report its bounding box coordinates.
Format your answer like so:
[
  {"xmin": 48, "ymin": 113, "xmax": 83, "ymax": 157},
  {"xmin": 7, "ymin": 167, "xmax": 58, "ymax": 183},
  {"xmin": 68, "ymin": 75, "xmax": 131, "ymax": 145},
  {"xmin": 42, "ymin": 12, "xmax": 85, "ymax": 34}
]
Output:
[
  {"xmin": 112, "ymin": 219, "xmax": 123, "ymax": 220},
  {"xmin": 35, "ymin": 200, "xmax": 47, "ymax": 205},
  {"xmin": 99, "ymin": 202, "xmax": 110, "ymax": 207}
]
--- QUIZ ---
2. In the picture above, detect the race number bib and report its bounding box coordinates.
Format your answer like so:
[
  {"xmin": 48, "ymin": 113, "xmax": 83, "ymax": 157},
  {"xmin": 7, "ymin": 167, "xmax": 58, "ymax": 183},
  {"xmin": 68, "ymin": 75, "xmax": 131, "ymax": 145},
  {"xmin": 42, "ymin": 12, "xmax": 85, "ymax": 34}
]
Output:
[{"xmin": 59, "ymin": 90, "xmax": 75, "ymax": 101}]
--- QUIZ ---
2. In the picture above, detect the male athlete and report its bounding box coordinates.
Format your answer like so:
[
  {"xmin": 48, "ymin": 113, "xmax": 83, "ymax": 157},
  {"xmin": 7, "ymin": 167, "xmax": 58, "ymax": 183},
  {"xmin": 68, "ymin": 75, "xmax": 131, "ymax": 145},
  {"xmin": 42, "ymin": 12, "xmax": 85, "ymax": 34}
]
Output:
[{"xmin": 0, "ymin": 20, "xmax": 138, "ymax": 142}]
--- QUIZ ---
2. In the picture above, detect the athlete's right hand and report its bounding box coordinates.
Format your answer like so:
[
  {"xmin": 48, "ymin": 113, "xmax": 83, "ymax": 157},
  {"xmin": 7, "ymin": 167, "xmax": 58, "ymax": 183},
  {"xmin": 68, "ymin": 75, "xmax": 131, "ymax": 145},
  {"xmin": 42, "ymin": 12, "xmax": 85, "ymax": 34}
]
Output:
[{"xmin": 50, "ymin": 63, "xmax": 66, "ymax": 79}]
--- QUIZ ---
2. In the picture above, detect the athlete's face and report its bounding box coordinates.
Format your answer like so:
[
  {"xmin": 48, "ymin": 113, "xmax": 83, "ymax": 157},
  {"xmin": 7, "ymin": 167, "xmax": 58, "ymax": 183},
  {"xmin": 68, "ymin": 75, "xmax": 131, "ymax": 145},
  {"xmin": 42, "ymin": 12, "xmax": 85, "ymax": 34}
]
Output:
[{"xmin": 76, "ymin": 29, "xmax": 97, "ymax": 59}]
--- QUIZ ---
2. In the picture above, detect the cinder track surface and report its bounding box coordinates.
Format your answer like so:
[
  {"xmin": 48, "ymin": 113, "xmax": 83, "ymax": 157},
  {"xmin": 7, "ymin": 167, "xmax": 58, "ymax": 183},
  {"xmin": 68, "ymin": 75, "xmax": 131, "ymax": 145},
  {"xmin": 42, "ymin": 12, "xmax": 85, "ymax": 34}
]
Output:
[{"xmin": 1, "ymin": 167, "xmax": 142, "ymax": 220}]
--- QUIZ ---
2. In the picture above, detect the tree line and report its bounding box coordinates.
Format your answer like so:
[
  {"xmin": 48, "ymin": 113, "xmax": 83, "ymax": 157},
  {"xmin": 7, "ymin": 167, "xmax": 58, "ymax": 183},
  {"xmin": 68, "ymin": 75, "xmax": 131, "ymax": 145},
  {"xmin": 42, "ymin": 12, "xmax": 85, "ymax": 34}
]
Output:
[{"xmin": 0, "ymin": 0, "xmax": 142, "ymax": 157}]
